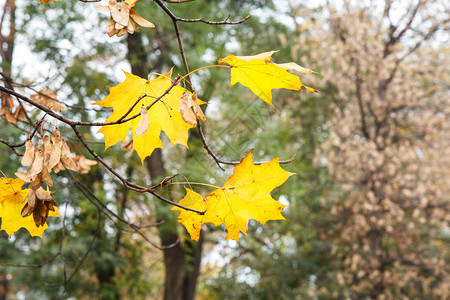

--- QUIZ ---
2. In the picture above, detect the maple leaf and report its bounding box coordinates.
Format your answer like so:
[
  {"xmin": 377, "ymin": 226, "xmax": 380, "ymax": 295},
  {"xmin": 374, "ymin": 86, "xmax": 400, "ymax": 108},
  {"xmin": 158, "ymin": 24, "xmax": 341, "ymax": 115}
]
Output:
[
  {"xmin": 170, "ymin": 150, "xmax": 294, "ymax": 241},
  {"xmin": 94, "ymin": 70, "xmax": 199, "ymax": 162},
  {"xmin": 0, "ymin": 177, "xmax": 59, "ymax": 238},
  {"xmin": 219, "ymin": 51, "xmax": 317, "ymax": 106}
]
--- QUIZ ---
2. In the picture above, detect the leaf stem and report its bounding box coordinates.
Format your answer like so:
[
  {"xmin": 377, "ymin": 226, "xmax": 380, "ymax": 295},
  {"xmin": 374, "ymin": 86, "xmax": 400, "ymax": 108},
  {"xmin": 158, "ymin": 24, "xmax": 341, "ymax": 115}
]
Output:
[
  {"xmin": 182, "ymin": 65, "xmax": 231, "ymax": 80},
  {"xmin": 168, "ymin": 181, "xmax": 220, "ymax": 190}
]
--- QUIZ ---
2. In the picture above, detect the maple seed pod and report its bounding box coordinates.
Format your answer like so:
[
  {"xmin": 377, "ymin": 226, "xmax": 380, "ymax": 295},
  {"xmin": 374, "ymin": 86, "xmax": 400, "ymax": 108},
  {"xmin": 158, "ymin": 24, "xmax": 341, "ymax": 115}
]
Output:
[
  {"xmin": 43, "ymin": 135, "xmax": 52, "ymax": 165},
  {"xmin": 27, "ymin": 146, "xmax": 44, "ymax": 178},
  {"xmin": 117, "ymin": 28, "xmax": 127, "ymax": 37},
  {"xmin": 15, "ymin": 172, "xmax": 31, "ymax": 183},
  {"xmin": 51, "ymin": 129, "xmax": 61, "ymax": 140},
  {"xmin": 41, "ymin": 167, "xmax": 53, "ymax": 187},
  {"xmin": 130, "ymin": 9, "xmax": 155, "ymax": 28},
  {"xmin": 179, "ymin": 91, "xmax": 197, "ymax": 126},
  {"xmin": 192, "ymin": 93, "xmax": 206, "ymax": 122},
  {"xmin": 135, "ymin": 106, "xmax": 150, "ymax": 136},
  {"xmin": 47, "ymin": 138, "xmax": 63, "ymax": 171},
  {"xmin": 72, "ymin": 155, "xmax": 98, "ymax": 174},
  {"xmin": 29, "ymin": 174, "xmax": 43, "ymax": 190},
  {"xmin": 123, "ymin": 139, "xmax": 133, "ymax": 151},
  {"xmin": 21, "ymin": 140, "xmax": 35, "ymax": 166},
  {"xmin": 60, "ymin": 142, "xmax": 78, "ymax": 171},
  {"xmin": 105, "ymin": 16, "xmax": 117, "ymax": 37},
  {"xmin": 36, "ymin": 187, "xmax": 53, "ymax": 201},
  {"xmin": 21, "ymin": 203, "xmax": 34, "ymax": 218},
  {"xmin": 37, "ymin": 201, "xmax": 48, "ymax": 218},
  {"xmin": 28, "ymin": 189, "xmax": 38, "ymax": 208}
]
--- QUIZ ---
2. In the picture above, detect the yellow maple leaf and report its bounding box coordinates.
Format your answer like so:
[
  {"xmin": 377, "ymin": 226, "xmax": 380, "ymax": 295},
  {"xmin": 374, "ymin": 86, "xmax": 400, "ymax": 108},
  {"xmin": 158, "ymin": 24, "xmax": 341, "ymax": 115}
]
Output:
[
  {"xmin": 0, "ymin": 178, "xmax": 59, "ymax": 238},
  {"xmin": 94, "ymin": 71, "xmax": 197, "ymax": 162},
  {"xmin": 219, "ymin": 51, "xmax": 317, "ymax": 106},
  {"xmin": 170, "ymin": 150, "xmax": 294, "ymax": 241}
]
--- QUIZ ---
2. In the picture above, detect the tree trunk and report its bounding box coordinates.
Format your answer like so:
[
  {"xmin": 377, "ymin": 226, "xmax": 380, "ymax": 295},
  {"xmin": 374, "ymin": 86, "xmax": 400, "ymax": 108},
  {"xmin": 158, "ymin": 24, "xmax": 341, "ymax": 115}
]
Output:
[{"xmin": 127, "ymin": 32, "xmax": 203, "ymax": 300}]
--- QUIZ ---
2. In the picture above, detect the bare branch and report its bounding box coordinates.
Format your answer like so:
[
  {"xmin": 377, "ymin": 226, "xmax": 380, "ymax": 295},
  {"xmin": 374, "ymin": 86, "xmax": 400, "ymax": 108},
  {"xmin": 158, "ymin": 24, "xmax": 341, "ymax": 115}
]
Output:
[{"xmin": 196, "ymin": 122, "xmax": 296, "ymax": 167}]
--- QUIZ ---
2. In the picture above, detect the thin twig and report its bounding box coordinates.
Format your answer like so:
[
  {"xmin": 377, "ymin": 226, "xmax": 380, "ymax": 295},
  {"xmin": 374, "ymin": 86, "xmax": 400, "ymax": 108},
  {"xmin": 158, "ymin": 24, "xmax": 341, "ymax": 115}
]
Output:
[{"xmin": 196, "ymin": 122, "xmax": 296, "ymax": 166}]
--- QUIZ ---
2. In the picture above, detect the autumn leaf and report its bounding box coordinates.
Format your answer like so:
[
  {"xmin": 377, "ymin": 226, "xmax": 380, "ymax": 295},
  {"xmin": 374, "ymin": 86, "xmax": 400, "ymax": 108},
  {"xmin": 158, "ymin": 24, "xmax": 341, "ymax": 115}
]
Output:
[
  {"xmin": 170, "ymin": 150, "xmax": 294, "ymax": 241},
  {"xmin": 94, "ymin": 70, "xmax": 199, "ymax": 163},
  {"xmin": 0, "ymin": 177, "xmax": 59, "ymax": 238},
  {"xmin": 219, "ymin": 51, "xmax": 317, "ymax": 106}
]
